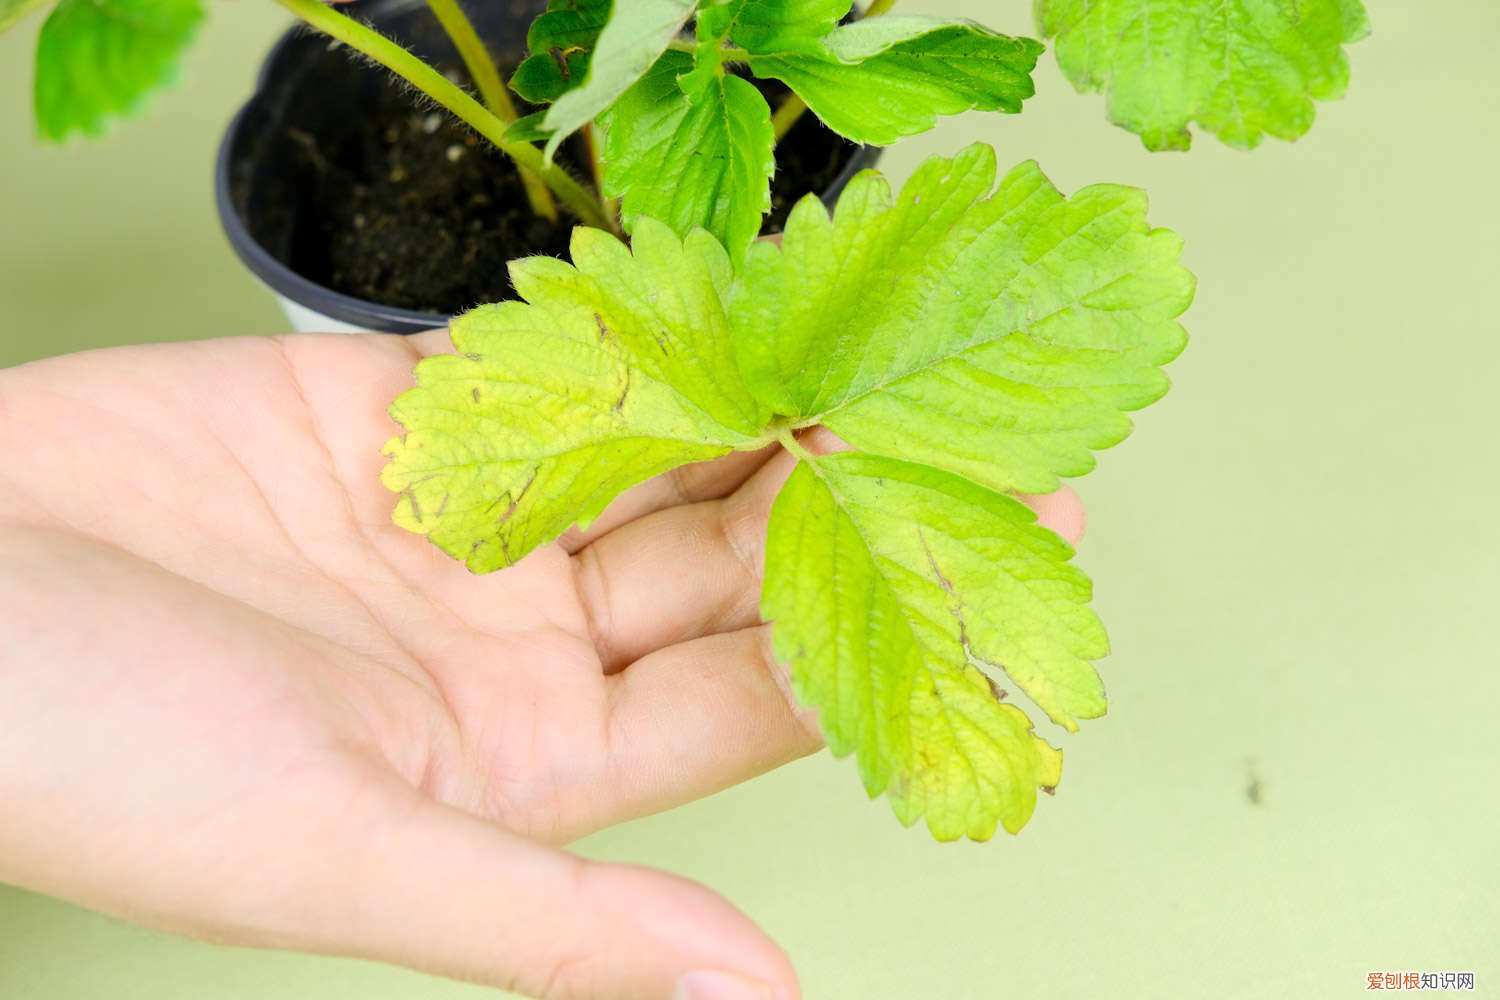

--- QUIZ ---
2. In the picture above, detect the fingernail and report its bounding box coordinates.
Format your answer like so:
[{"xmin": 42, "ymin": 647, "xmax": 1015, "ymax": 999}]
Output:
[{"xmin": 672, "ymin": 969, "xmax": 775, "ymax": 1000}]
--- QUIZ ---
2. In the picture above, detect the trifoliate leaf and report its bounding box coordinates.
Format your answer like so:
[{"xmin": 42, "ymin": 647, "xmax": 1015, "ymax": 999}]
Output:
[
  {"xmin": 1035, "ymin": 0, "xmax": 1371, "ymax": 150},
  {"xmin": 540, "ymin": 0, "xmax": 699, "ymax": 161},
  {"xmin": 598, "ymin": 49, "xmax": 775, "ymax": 269},
  {"xmin": 509, "ymin": 0, "xmax": 610, "ymax": 105},
  {"xmin": 747, "ymin": 17, "xmax": 1042, "ymax": 145},
  {"xmin": 384, "ymin": 146, "xmax": 1191, "ymax": 836},
  {"xmin": 731, "ymin": 142, "xmax": 1193, "ymax": 495},
  {"xmin": 765, "ymin": 452, "xmax": 1078, "ymax": 840},
  {"xmin": 2, "ymin": 0, "xmax": 50, "ymax": 34},
  {"xmin": 34, "ymin": 0, "xmax": 204, "ymax": 141},
  {"xmin": 382, "ymin": 220, "xmax": 769, "ymax": 572}
]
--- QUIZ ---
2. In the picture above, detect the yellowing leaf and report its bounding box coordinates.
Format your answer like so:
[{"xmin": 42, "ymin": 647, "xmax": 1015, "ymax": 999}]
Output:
[
  {"xmin": 732, "ymin": 143, "xmax": 1194, "ymax": 495},
  {"xmin": 765, "ymin": 453, "xmax": 1080, "ymax": 839},
  {"xmin": 383, "ymin": 147, "xmax": 1193, "ymax": 835},
  {"xmin": 382, "ymin": 221, "xmax": 769, "ymax": 572}
]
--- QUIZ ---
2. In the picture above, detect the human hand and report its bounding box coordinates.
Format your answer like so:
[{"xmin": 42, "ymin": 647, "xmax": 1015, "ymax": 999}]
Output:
[{"xmin": 0, "ymin": 331, "xmax": 1083, "ymax": 999}]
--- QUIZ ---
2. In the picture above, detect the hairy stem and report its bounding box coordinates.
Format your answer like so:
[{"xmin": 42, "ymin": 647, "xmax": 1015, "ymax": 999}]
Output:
[
  {"xmin": 425, "ymin": 0, "xmax": 556, "ymax": 220},
  {"xmin": 771, "ymin": 0, "xmax": 898, "ymax": 143},
  {"xmin": 274, "ymin": 0, "xmax": 619, "ymax": 234}
]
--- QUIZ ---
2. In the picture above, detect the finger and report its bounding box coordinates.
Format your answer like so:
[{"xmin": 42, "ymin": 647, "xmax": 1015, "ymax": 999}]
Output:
[
  {"xmin": 1016, "ymin": 484, "xmax": 1087, "ymax": 546},
  {"xmin": 574, "ymin": 428, "xmax": 1089, "ymax": 671},
  {"xmin": 572, "ymin": 434, "xmax": 814, "ymax": 671},
  {"xmin": 305, "ymin": 776, "xmax": 798, "ymax": 1000},
  {"xmin": 602, "ymin": 625, "xmax": 821, "ymax": 823},
  {"xmin": 555, "ymin": 446, "xmax": 779, "ymax": 553},
  {"xmin": 405, "ymin": 326, "xmax": 454, "ymax": 357}
]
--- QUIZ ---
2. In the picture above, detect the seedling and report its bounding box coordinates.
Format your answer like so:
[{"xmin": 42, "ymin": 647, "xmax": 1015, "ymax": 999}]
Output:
[{"xmin": 7, "ymin": 0, "xmax": 1368, "ymax": 839}]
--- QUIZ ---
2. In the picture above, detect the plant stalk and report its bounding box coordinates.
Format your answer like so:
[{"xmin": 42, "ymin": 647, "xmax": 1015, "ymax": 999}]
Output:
[
  {"xmin": 775, "ymin": 424, "xmax": 818, "ymax": 465},
  {"xmin": 425, "ymin": 0, "xmax": 556, "ymax": 220},
  {"xmin": 582, "ymin": 124, "xmax": 619, "ymax": 221},
  {"xmin": 771, "ymin": 95, "xmax": 809, "ymax": 141},
  {"xmin": 274, "ymin": 0, "xmax": 618, "ymax": 234},
  {"xmin": 771, "ymin": 0, "xmax": 897, "ymax": 143}
]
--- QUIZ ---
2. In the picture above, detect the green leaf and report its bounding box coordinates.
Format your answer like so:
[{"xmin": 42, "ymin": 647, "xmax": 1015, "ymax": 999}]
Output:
[
  {"xmin": 503, "ymin": 110, "xmax": 551, "ymax": 144},
  {"xmin": 598, "ymin": 49, "xmax": 775, "ymax": 269},
  {"xmin": 34, "ymin": 0, "xmax": 204, "ymax": 141},
  {"xmin": 382, "ymin": 220, "xmax": 770, "ymax": 572},
  {"xmin": 509, "ymin": 0, "xmax": 610, "ymax": 104},
  {"xmin": 540, "ymin": 0, "xmax": 698, "ymax": 161},
  {"xmin": 1, "ymin": 0, "xmax": 51, "ymax": 34},
  {"xmin": 747, "ymin": 17, "xmax": 1042, "ymax": 145},
  {"xmin": 384, "ymin": 146, "xmax": 1191, "ymax": 835},
  {"xmin": 731, "ymin": 143, "xmax": 1193, "ymax": 494},
  {"xmin": 765, "ymin": 452, "xmax": 1088, "ymax": 839},
  {"xmin": 701, "ymin": 0, "xmax": 848, "ymax": 53},
  {"xmin": 1035, "ymin": 0, "xmax": 1371, "ymax": 150}
]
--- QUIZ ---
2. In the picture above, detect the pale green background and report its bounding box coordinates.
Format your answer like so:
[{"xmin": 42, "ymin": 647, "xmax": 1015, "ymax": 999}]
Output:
[{"xmin": 2, "ymin": 2, "xmax": 1497, "ymax": 997}]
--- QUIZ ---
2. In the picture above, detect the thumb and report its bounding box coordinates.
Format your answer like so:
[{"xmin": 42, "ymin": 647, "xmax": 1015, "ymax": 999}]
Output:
[{"xmin": 301, "ymin": 787, "xmax": 797, "ymax": 1000}]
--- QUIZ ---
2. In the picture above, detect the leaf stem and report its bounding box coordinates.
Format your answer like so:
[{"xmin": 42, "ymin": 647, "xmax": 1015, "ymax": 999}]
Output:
[
  {"xmin": 770, "ymin": 0, "xmax": 898, "ymax": 144},
  {"xmin": 582, "ymin": 124, "xmax": 619, "ymax": 221},
  {"xmin": 425, "ymin": 0, "xmax": 556, "ymax": 220},
  {"xmin": 273, "ymin": 0, "xmax": 619, "ymax": 235},
  {"xmin": 776, "ymin": 424, "xmax": 818, "ymax": 464}
]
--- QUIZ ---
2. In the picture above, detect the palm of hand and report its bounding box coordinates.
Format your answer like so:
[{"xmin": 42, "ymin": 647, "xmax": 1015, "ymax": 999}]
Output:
[
  {"xmin": 0, "ymin": 331, "xmax": 1082, "ymax": 999},
  {"xmin": 0, "ymin": 331, "xmax": 819, "ymax": 997}
]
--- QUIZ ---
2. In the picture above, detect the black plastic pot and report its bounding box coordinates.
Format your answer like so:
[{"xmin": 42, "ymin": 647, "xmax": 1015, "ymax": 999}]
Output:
[{"xmin": 215, "ymin": 0, "xmax": 881, "ymax": 334}]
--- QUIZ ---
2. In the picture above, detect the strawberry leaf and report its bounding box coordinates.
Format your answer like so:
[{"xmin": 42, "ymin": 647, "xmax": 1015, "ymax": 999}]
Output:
[
  {"xmin": 748, "ymin": 17, "xmax": 1043, "ymax": 145},
  {"xmin": 384, "ymin": 146, "xmax": 1192, "ymax": 836},
  {"xmin": 34, "ymin": 0, "xmax": 203, "ymax": 141},
  {"xmin": 539, "ymin": 0, "xmax": 699, "ymax": 161},
  {"xmin": 1036, "ymin": 0, "xmax": 1371, "ymax": 150}
]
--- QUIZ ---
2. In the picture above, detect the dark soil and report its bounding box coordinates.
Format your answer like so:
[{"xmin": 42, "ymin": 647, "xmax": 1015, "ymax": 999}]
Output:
[
  {"xmin": 235, "ymin": 0, "xmax": 865, "ymax": 315},
  {"xmin": 290, "ymin": 77, "xmax": 579, "ymax": 313},
  {"xmin": 761, "ymin": 79, "xmax": 854, "ymax": 229}
]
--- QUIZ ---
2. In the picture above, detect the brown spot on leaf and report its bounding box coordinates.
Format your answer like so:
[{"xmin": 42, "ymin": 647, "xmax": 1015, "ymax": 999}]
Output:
[
  {"xmin": 498, "ymin": 468, "xmax": 540, "ymax": 525},
  {"xmin": 549, "ymin": 46, "xmax": 581, "ymax": 79},
  {"xmin": 919, "ymin": 531, "xmax": 954, "ymax": 594},
  {"xmin": 613, "ymin": 367, "xmax": 631, "ymax": 413}
]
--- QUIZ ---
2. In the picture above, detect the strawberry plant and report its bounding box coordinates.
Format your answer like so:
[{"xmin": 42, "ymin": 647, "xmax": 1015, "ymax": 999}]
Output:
[{"xmin": 5, "ymin": 0, "xmax": 1369, "ymax": 839}]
